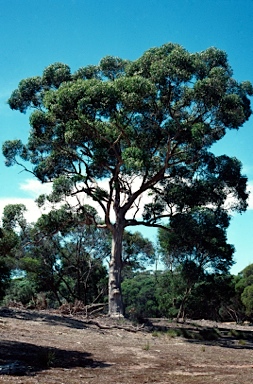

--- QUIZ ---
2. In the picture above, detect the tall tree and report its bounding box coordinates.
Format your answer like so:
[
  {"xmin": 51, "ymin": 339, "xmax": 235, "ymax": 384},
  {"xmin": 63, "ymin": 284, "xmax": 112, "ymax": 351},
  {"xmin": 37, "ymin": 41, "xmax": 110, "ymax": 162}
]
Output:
[{"xmin": 2, "ymin": 44, "xmax": 252, "ymax": 316}]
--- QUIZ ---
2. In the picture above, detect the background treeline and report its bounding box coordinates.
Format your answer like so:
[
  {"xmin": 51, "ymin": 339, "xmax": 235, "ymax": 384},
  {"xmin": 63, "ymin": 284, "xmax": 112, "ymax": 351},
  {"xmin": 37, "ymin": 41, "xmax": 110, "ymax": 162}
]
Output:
[{"xmin": 0, "ymin": 203, "xmax": 253, "ymax": 323}]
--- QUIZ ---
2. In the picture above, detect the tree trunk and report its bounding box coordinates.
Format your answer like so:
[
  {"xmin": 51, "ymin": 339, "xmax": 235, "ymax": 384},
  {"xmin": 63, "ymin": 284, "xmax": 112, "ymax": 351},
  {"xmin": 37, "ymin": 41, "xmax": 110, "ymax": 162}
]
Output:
[
  {"xmin": 108, "ymin": 224, "xmax": 124, "ymax": 317},
  {"xmin": 176, "ymin": 286, "xmax": 192, "ymax": 322}
]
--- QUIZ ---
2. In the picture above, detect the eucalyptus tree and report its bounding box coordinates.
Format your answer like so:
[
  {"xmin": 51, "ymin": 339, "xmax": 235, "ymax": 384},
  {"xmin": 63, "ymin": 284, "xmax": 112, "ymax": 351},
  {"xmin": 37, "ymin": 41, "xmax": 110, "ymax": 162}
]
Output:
[
  {"xmin": 158, "ymin": 208, "xmax": 235, "ymax": 273},
  {"xmin": 3, "ymin": 43, "xmax": 252, "ymax": 316},
  {"xmin": 34, "ymin": 209, "xmax": 109, "ymax": 305},
  {"xmin": 4, "ymin": 204, "xmax": 106, "ymax": 305},
  {"xmin": 158, "ymin": 208, "xmax": 235, "ymax": 319}
]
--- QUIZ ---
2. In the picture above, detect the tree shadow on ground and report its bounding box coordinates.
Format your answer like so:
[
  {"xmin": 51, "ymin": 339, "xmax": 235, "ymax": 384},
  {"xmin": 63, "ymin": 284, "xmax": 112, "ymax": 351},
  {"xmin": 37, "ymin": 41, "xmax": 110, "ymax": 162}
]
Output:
[
  {"xmin": 183, "ymin": 321, "xmax": 253, "ymax": 349},
  {"xmin": 0, "ymin": 307, "xmax": 87, "ymax": 330},
  {"xmin": 0, "ymin": 339, "xmax": 109, "ymax": 376},
  {"xmin": 149, "ymin": 320, "xmax": 253, "ymax": 350}
]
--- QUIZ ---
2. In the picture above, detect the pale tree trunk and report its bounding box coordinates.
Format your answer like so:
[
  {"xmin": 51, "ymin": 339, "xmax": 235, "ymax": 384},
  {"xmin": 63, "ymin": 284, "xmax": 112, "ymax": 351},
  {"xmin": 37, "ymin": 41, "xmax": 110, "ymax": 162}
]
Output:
[{"xmin": 108, "ymin": 224, "xmax": 124, "ymax": 317}]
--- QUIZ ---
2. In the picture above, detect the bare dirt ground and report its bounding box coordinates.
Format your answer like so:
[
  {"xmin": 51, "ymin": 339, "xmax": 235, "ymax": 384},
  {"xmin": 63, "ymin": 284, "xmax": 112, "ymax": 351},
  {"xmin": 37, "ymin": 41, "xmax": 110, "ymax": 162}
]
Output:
[{"xmin": 0, "ymin": 307, "xmax": 253, "ymax": 384}]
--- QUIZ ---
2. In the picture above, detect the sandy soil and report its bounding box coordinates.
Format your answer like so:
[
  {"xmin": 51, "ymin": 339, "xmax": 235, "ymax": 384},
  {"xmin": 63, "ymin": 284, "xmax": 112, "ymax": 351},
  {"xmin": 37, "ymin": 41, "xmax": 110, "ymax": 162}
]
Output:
[{"xmin": 0, "ymin": 307, "xmax": 253, "ymax": 383}]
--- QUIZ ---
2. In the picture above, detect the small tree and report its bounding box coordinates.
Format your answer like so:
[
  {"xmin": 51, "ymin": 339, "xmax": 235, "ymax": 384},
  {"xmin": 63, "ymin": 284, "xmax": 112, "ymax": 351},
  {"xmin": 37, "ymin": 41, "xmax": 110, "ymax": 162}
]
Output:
[
  {"xmin": 3, "ymin": 44, "xmax": 252, "ymax": 316},
  {"xmin": 158, "ymin": 207, "xmax": 235, "ymax": 272},
  {"xmin": 0, "ymin": 205, "xmax": 25, "ymax": 300},
  {"xmin": 158, "ymin": 207, "xmax": 235, "ymax": 319},
  {"xmin": 18, "ymin": 207, "xmax": 109, "ymax": 306},
  {"xmin": 235, "ymin": 264, "xmax": 253, "ymax": 321},
  {"xmin": 122, "ymin": 271, "xmax": 160, "ymax": 320},
  {"xmin": 186, "ymin": 274, "xmax": 235, "ymax": 321}
]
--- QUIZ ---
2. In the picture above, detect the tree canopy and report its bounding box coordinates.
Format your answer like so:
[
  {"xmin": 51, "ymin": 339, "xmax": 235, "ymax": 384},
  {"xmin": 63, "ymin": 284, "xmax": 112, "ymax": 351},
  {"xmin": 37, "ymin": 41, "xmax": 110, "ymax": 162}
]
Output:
[
  {"xmin": 3, "ymin": 43, "xmax": 252, "ymax": 316},
  {"xmin": 158, "ymin": 207, "xmax": 235, "ymax": 273}
]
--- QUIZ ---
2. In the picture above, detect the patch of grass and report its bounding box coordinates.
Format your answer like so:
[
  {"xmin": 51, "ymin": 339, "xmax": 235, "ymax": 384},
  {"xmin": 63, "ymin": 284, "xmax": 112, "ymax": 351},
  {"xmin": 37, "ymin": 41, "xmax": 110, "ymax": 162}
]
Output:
[
  {"xmin": 169, "ymin": 328, "xmax": 201, "ymax": 340},
  {"xmin": 228, "ymin": 329, "xmax": 240, "ymax": 338},
  {"xmin": 142, "ymin": 341, "xmax": 150, "ymax": 351},
  {"xmin": 228, "ymin": 329, "xmax": 250, "ymax": 340},
  {"xmin": 38, "ymin": 349, "xmax": 56, "ymax": 368},
  {"xmin": 166, "ymin": 329, "xmax": 179, "ymax": 338},
  {"xmin": 179, "ymin": 328, "xmax": 199, "ymax": 339}
]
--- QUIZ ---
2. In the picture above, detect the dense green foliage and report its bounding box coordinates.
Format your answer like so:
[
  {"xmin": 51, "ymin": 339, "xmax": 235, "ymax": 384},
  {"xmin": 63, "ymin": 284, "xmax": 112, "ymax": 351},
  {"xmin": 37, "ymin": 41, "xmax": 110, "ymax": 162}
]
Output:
[
  {"xmin": 1, "ymin": 202, "xmax": 253, "ymax": 322},
  {"xmin": 0, "ymin": 204, "xmax": 154, "ymax": 308},
  {"xmin": 158, "ymin": 208, "xmax": 234, "ymax": 273},
  {"xmin": 122, "ymin": 269, "xmax": 252, "ymax": 322},
  {"xmin": 0, "ymin": 207, "xmax": 22, "ymax": 300},
  {"xmin": 235, "ymin": 264, "xmax": 253, "ymax": 319},
  {"xmin": 122, "ymin": 272, "xmax": 161, "ymax": 319}
]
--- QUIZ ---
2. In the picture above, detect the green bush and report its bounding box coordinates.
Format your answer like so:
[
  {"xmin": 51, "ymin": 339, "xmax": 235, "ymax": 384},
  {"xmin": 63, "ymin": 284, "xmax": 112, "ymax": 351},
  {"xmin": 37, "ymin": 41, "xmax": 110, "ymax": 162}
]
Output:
[
  {"xmin": 122, "ymin": 272, "xmax": 161, "ymax": 320},
  {"xmin": 3, "ymin": 277, "xmax": 37, "ymax": 305},
  {"xmin": 0, "ymin": 258, "xmax": 11, "ymax": 301}
]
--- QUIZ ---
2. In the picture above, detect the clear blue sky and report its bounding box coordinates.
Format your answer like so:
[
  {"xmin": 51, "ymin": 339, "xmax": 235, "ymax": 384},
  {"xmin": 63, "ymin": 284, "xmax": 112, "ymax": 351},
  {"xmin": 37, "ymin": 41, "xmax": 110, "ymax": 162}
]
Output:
[{"xmin": 0, "ymin": 0, "xmax": 253, "ymax": 274}]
